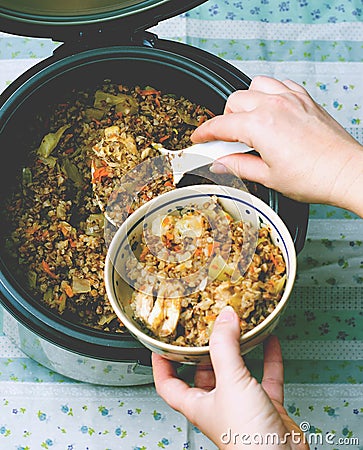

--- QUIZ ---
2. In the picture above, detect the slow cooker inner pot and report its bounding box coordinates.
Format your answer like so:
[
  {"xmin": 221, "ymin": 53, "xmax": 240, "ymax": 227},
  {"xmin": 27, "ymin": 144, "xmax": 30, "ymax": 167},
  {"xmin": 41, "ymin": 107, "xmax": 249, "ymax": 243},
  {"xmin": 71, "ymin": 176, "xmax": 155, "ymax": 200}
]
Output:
[{"xmin": 0, "ymin": 48, "xmax": 253, "ymax": 357}]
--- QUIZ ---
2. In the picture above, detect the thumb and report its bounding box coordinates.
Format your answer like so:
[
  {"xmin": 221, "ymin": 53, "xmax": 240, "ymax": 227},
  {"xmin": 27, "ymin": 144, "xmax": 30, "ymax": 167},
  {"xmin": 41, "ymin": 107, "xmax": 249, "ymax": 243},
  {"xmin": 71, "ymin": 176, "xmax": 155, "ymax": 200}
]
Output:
[
  {"xmin": 209, "ymin": 306, "xmax": 251, "ymax": 385},
  {"xmin": 210, "ymin": 153, "xmax": 270, "ymax": 187}
]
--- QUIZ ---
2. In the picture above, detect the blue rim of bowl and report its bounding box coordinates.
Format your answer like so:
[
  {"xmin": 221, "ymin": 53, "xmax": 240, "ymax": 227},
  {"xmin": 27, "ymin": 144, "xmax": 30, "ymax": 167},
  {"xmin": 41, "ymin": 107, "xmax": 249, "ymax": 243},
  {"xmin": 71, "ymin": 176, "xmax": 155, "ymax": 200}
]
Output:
[{"xmin": 106, "ymin": 187, "xmax": 296, "ymax": 354}]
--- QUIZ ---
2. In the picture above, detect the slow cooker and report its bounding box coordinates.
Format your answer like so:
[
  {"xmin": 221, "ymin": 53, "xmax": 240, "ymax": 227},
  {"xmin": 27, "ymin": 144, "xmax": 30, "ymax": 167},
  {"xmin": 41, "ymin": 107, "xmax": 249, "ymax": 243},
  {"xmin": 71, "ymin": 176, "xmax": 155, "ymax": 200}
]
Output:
[{"xmin": 0, "ymin": 0, "xmax": 309, "ymax": 386}]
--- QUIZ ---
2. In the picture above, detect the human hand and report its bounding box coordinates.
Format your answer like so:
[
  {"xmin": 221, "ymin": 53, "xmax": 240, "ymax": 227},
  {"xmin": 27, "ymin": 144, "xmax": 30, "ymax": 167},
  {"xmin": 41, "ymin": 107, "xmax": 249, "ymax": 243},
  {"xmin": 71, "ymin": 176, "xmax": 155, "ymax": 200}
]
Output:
[
  {"xmin": 191, "ymin": 76, "xmax": 363, "ymax": 215},
  {"xmin": 152, "ymin": 306, "xmax": 308, "ymax": 450}
]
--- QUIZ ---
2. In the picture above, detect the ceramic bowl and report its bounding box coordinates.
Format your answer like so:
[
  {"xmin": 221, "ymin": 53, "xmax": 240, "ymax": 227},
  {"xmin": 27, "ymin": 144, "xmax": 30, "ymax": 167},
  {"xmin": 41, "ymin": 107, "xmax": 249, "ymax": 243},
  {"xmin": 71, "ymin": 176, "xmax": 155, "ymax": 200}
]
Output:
[{"xmin": 105, "ymin": 184, "xmax": 297, "ymax": 364}]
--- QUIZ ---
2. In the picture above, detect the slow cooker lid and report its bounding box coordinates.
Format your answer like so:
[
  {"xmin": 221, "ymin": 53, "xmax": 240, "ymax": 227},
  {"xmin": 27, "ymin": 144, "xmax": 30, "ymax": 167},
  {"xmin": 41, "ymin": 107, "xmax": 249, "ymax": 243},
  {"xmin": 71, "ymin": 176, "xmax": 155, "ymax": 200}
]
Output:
[{"xmin": 0, "ymin": 0, "xmax": 206, "ymax": 39}]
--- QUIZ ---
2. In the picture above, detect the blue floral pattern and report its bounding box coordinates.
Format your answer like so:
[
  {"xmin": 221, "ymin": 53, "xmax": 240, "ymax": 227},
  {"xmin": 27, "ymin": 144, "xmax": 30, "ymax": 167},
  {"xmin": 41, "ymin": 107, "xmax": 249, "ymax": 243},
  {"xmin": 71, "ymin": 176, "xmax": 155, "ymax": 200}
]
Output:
[
  {"xmin": 0, "ymin": 385, "xmax": 362, "ymax": 448},
  {"xmin": 0, "ymin": 0, "xmax": 363, "ymax": 448},
  {"xmin": 187, "ymin": 0, "xmax": 363, "ymax": 23}
]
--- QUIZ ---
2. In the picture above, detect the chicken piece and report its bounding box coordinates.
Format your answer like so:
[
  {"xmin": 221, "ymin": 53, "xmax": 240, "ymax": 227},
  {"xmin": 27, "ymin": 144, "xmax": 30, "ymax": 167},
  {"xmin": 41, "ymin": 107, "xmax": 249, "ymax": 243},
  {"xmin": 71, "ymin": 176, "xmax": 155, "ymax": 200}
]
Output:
[
  {"xmin": 146, "ymin": 293, "xmax": 165, "ymax": 333},
  {"xmin": 158, "ymin": 297, "xmax": 181, "ymax": 337},
  {"xmin": 132, "ymin": 280, "xmax": 183, "ymax": 338},
  {"xmin": 132, "ymin": 290, "xmax": 154, "ymax": 324},
  {"xmin": 146, "ymin": 292, "xmax": 182, "ymax": 337}
]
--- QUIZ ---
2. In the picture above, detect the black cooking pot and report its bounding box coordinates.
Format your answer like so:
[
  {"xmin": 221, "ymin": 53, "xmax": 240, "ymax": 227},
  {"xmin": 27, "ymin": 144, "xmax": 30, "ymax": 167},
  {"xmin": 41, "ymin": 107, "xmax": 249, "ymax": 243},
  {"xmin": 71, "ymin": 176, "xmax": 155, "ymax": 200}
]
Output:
[{"xmin": 0, "ymin": 0, "xmax": 309, "ymax": 385}]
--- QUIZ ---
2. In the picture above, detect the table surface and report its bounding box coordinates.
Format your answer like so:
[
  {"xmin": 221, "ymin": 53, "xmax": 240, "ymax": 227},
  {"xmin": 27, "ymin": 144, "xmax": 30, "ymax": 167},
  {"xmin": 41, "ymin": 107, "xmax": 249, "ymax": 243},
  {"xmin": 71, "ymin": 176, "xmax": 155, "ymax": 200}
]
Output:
[{"xmin": 1, "ymin": 1, "xmax": 363, "ymax": 449}]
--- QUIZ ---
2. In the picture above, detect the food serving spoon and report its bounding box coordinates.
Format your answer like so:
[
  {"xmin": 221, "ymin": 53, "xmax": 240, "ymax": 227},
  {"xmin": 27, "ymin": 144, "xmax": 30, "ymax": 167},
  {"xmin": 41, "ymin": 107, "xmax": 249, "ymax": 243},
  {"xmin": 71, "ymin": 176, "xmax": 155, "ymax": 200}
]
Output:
[{"xmin": 153, "ymin": 140, "xmax": 253, "ymax": 184}]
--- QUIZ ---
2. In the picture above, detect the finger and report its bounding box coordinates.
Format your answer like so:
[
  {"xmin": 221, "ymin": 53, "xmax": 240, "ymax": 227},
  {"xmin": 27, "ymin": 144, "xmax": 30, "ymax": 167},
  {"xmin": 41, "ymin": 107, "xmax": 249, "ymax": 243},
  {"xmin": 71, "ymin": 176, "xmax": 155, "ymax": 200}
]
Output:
[
  {"xmin": 194, "ymin": 364, "xmax": 216, "ymax": 391},
  {"xmin": 249, "ymin": 75, "xmax": 294, "ymax": 94},
  {"xmin": 223, "ymin": 89, "xmax": 268, "ymax": 114},
  {"xmin": 192, "ymin": 112, "xmax": 256, "ymax": 145},
  {"xmin": 152, "ymin": 353, "xmax": 189, "ymax": 406},
  {"xmin": 223, "ymin": 78, "xmax": 307, "ymax": 115},
  {"xmin": 210, "ymin": 153, "xmax": 270, "ymax": 187},
  {"xmin": 152, "ymin": 353, "xmax": 209, "ymax": 418},
  {"xmin": 282, "ymin": 79, "xmax": 308, "ymax": 94},
  {"xmin": 209, "ymin": 306, "xmax": 251, "ymax": 386},
  {"xmin": 261, "ymin": 335, "xmax": 284, "ymax": 405}
]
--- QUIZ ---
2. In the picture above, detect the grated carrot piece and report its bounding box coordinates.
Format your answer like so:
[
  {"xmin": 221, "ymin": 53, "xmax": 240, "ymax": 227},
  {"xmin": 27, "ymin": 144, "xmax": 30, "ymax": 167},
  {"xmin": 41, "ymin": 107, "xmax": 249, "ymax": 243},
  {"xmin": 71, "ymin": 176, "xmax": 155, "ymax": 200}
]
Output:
[
  {"xmin": 41, "ymin": 260, "xmax": 58, "ymax": 279},
  {"xmin": 92, "ymin": 166, "xmax": 110, "ymax": 183}
]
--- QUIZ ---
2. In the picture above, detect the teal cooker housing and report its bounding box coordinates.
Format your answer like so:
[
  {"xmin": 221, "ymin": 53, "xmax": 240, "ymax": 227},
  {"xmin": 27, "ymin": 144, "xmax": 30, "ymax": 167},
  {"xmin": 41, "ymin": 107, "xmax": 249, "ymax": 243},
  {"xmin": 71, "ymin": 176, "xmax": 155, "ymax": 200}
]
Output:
[{"xmin": 0, "ymin": 0, "xmax": 309, "ymax": 385}]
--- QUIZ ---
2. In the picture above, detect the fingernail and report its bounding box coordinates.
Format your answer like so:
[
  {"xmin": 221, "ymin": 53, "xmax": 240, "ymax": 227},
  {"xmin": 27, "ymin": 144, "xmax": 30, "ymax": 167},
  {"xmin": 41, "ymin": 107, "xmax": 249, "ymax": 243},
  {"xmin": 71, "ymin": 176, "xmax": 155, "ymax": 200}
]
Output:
[
  {"xmin": 216, "ymin": 305, "xmax": 235, "ymax": 323},
  {"xmin": 210, "ymin": 162, "xmax": 228, "ymax": 174}
]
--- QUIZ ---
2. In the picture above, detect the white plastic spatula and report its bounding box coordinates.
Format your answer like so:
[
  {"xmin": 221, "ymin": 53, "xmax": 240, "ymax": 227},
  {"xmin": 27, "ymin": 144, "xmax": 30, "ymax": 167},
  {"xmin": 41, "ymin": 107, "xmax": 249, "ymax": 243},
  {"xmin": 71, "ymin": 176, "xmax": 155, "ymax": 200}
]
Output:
[{"xmin": 154, "ymin": 140, "xmax": 253, "ymax": 184}]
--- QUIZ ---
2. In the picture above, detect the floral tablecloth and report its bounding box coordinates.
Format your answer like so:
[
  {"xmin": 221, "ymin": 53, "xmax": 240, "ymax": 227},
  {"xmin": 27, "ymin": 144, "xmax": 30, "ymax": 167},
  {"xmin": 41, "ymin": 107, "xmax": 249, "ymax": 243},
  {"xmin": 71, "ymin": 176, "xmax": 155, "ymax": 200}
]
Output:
[{"xmin": 0, "ymin": 1, "xmax": 362, "ymax": 448}]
